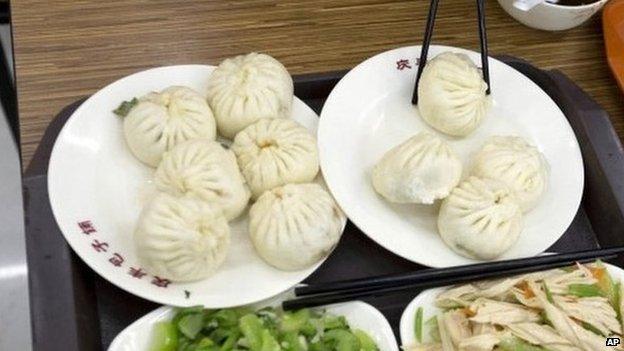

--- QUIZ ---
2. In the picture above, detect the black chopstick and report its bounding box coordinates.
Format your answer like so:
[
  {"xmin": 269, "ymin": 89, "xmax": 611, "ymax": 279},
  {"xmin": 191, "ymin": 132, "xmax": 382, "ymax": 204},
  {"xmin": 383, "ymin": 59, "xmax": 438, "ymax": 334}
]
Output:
[
  {"xmin": 476, "ymin": 0, "xmax": 491, "ymax": 95},
  {"xmin": 411, "ymin": 0, "xmax": 440, "ymax": 105},
  {"xmin": 282, "ymin": 255, "xmax": 617, "ymax": 311},
  {"xmin": 282, "ymin": 247, "xmax": 624, "ymax": 309},
  {"xmin": 283, "ymin": 253, "xmax": 618, "ymax": 311},
  {"xmin": 286, "ymin": 256, "xmax": 615, "ymax": 310},
  {"xmin": 412, "ymin": 0, "xmax": 492, "ymax": 104},
  {"xmin": 295, "ymin": 246, "xmax": 624, "ymax": 297}
]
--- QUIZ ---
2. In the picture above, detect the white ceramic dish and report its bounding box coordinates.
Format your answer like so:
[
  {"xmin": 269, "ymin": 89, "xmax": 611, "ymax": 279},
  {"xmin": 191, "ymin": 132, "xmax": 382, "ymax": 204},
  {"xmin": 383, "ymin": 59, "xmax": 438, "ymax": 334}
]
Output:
[
  {"xmin": 108, "ymin": 297, "xmax": 399, "ymax": 351},
  {"xmin": 318, "ymin": 45, "xmax": 584, "ymax": 268},
  {"xmin": 498, "ymin": 0, "xmax": 609, "ymax": 31},
  {"xmin": 398, "ymin": 262, "xmax": 624, "ymax": 346},
  {"xmin": 47, "ymin": 65, "xmax": 345, "ymax": 308}
]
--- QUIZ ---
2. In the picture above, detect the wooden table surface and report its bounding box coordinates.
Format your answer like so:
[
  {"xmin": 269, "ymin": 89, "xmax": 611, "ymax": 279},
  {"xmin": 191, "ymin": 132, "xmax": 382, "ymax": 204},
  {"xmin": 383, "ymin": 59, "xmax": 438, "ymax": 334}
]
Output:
[{"xmin": 11, "ymin": 0, "xmax": 624, "ymax": 167}]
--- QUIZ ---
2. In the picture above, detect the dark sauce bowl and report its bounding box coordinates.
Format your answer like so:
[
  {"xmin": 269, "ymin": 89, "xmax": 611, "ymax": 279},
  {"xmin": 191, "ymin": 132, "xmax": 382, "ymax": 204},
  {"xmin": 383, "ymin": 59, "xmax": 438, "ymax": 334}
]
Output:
[{"xmin": 497, "ymin": 0, "xmax": 609, "ymax": 31}]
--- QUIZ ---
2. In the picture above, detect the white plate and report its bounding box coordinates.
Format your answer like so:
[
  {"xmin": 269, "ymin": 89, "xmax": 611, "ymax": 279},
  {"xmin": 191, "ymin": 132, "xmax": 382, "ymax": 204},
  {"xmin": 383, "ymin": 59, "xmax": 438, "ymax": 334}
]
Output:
[
  {"xmin": 108, "ymin": 295, "xmax": 399, "ymax": 351},
  {"xmin": 47, "ymin": 65, "xmax": 345, "ymax": 308},
  {"xmin": 398, "ymin": 263, "xmax": 624, "ymax": 346},
  {"xmin": 318, "ymin": 45, "xmax": 584, "ymax": 267}
]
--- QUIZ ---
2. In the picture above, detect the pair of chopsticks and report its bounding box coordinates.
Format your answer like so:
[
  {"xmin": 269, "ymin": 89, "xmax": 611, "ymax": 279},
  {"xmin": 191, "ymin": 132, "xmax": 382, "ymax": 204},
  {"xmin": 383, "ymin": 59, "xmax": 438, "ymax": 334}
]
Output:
[
  {"xmin": 412, "ymin": 0, "xmax": 491, "ymax": 105},
  {"xmin": 282, "ymin": 247, "xmax": 624, "ymax": 310}
]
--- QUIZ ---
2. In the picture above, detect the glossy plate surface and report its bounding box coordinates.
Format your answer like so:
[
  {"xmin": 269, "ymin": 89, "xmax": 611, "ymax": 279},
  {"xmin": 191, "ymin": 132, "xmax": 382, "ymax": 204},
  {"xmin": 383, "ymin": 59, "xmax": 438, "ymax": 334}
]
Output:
[
  {"xmin": 318, "ymin": 45, "xmax": 584, "ymax": 267},
  {"xmin": 48, "ymin": 65, "xmax": 345, "ymax": 307}
]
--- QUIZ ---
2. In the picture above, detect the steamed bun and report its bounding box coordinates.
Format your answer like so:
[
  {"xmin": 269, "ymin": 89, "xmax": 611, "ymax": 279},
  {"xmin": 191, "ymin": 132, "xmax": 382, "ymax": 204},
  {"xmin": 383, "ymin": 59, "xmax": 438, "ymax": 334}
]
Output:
[
  {"xmin": 249, "ymin": 183, "xmax": 344, "ymax": 271},
  {"xmin": 134, "ymin": 193, "xmax": 230, "ymax": 282},
  {"xmin": 372, "ymin": 131, "xmax": 462, "ymax": 204},
  {"xmin": 438, "ymin": 176, "xmax": 523, "ymax": 260},
  {"xmin": 231, "ymin": 118, "xmax": 319, "ymax": 199},
  {"xmin": 417, "ymin": 52, "xmax": 492, "ymax": 137},
  {"xmin": 472, "ymin": 136, "xmax": 548, "ymax": 212},
  {"xmin": 207, "ymin": 53, "xmax": 294, "ymax": 139},
  {"xmin": 123, "ymin": 86, "xmax": 216, "ymax": 167},
  {"xmin": 155, "ymin": 139, "xmax": 251, "ymax": 220}
]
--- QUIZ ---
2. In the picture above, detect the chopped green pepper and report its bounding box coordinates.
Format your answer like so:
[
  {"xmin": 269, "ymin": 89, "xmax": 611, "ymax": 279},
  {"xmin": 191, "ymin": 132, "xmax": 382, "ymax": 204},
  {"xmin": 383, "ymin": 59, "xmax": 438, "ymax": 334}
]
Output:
[
  {"xmin": 323, "ymin": 315, "xmax": 348, "ymax": 330},
  {"xmin": 592, "ymin": 262, "xmax": 618, "ymax": 306},
  {"xmin": 280, "ymin": 309, "xmax": 311, "ymax": 332},
  {"xmin": 150, "ymin": 306, "xmax": 379, "ymax": 351},
  {"xmin": 324, "ymin": 329, "xmax": 361, "ymax": 351},
  {"xmin": 543, "ymin": 283, "xmax": 554, "ymax": 303},
  {"xmin": 149, "ymin": 322, "xmax": 178, "ymax": 351},
  {"xmin": 539, "ymin": 311, "xmax": 553, "ymax": 328},
  {"xmin": 615, "ymin": 282, "xmax": 622, "ymax": 321},
  {"xmin": 414, "ymin": 307, "xmax": 423, "ymax": 343},
  {"xmin": 353, "ymin": 329, "xmax": 378, "ymax": 351},
  {"xmin": 178, "ymin": 312, "xmax": 205, "ymax": 339},
  {"xmin": 281, "ymin": 331, "xmax": 306, "ymax": 351},
  {"xmin": 581, "ymin": 322, "xmax": 605, "ymax": 336},
  {"xmin": 239, "ymin": 314, "xmax": 264, "ymax": 351},
  {"xmin": 213, "ymin": 309, "xmax": 242, "ymax": 328},
  {"xmin": 113, "ymin": 97, "xmax": 138, "ymax": 117},
  {"xmin": 220, "ymin": 331, "xmax": 240, "ymax": 351},
  {"xmin": 425, "ymin": 316, "xmax": 440, "ymax": 343},
  {"xmin": 260, "ymin": 329, "xmax": 281, "ymax": 351},
  {"xmin": 568, "ymin": 284, "xmax": 605, "ymax": 297},
  {"xmin": 499, "ymin": 336, "xmax": 549, "ymax": 351}
]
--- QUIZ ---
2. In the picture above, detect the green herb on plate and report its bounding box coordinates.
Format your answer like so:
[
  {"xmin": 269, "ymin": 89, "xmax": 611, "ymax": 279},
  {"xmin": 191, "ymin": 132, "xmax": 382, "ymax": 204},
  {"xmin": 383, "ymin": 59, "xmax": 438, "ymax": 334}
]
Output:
[{"xmin": 113, "ymin": 97, "xmax": 138, "ymax": 117}]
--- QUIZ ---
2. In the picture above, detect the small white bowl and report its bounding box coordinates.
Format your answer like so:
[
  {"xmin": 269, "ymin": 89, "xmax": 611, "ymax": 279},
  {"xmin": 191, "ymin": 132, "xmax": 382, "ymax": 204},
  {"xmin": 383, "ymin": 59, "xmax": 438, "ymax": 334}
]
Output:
[
  {"xmin": 497, "ymin": 0, "xmax": 609, "ymax": 31},
  {"xmin": 109, "ymin": 300, "xmax": 399, "ymax": 351}
]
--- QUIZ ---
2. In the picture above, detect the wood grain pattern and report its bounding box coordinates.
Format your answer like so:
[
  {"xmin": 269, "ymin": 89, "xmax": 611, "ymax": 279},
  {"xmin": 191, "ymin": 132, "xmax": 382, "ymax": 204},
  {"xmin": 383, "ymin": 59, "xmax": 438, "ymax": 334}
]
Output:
[{"xmin": 11, "ymin": 0, "xmax": 624, "ymax": 167}]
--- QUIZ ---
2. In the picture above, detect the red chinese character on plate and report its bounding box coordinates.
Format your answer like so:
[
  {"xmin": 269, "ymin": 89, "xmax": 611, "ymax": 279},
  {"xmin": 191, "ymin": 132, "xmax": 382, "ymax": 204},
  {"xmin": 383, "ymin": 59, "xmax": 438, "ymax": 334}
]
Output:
[
  {"xmin": 151, "ymin": 276, "xmax": 171, "ymax": 288},
  {"xmin": 128, "ymin": 267, "xmax": 147, "ymax": 279},
  {"xmin": 396, "ymin": 59, "xmax": 412, "ymax": 70},
  {"xmin": 108, "ymin": 253, "xmax": 124, "ymax": 267},
  {"xmin": 91, "ymin": 239, "xmax": 109, "ymax": 252},
  {"xmin": 77, "ymin": 220, "xmax": 96, "ymax": 235}
]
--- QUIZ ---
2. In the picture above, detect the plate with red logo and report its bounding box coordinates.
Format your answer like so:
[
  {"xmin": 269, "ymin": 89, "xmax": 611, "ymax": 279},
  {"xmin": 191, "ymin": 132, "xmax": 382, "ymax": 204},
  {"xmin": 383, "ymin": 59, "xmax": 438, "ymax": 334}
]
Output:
[
  {"xmin": 318, "ymin": 45, "xmax": 584, "ymax": 267},
  {"xmin": 47, "ymin": 65, "xmax": 345, "ymax": 308}
]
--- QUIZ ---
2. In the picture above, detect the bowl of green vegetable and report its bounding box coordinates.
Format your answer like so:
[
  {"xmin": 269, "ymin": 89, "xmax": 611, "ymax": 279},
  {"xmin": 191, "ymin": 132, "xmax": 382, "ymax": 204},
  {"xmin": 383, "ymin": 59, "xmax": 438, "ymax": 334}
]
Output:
[
  {"xmin": 399, "ymin": 260, "xmax": 624, "ymax": 350},
  {"xmin": 109, "ymin": 298, "xmax": 398, "ymax": 351}
]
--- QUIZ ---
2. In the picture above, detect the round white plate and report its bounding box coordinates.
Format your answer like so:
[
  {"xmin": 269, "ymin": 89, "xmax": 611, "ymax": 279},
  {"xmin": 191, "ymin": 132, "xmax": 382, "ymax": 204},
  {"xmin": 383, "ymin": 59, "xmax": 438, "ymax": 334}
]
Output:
[
  {"xmin": 108, "ymin": 293, "xmax": 399, "ymax": 351},
  {"xmin": 318, "ymin": 45, "xmax": 584, "ymax": 267},
  {"xmin": 48, "ymin": 65, "xmax": 345, "ymax": 308},
  {"xmin": 398, "ymin": 263, "xmax": 624, "ymax": 347}
]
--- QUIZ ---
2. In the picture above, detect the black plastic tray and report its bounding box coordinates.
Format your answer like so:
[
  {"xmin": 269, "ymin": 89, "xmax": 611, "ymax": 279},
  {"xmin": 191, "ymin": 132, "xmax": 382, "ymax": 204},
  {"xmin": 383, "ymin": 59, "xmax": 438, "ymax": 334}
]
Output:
[{"xmin": 23, "ymin": 56, "xmax": 624, "ymax": 351}]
